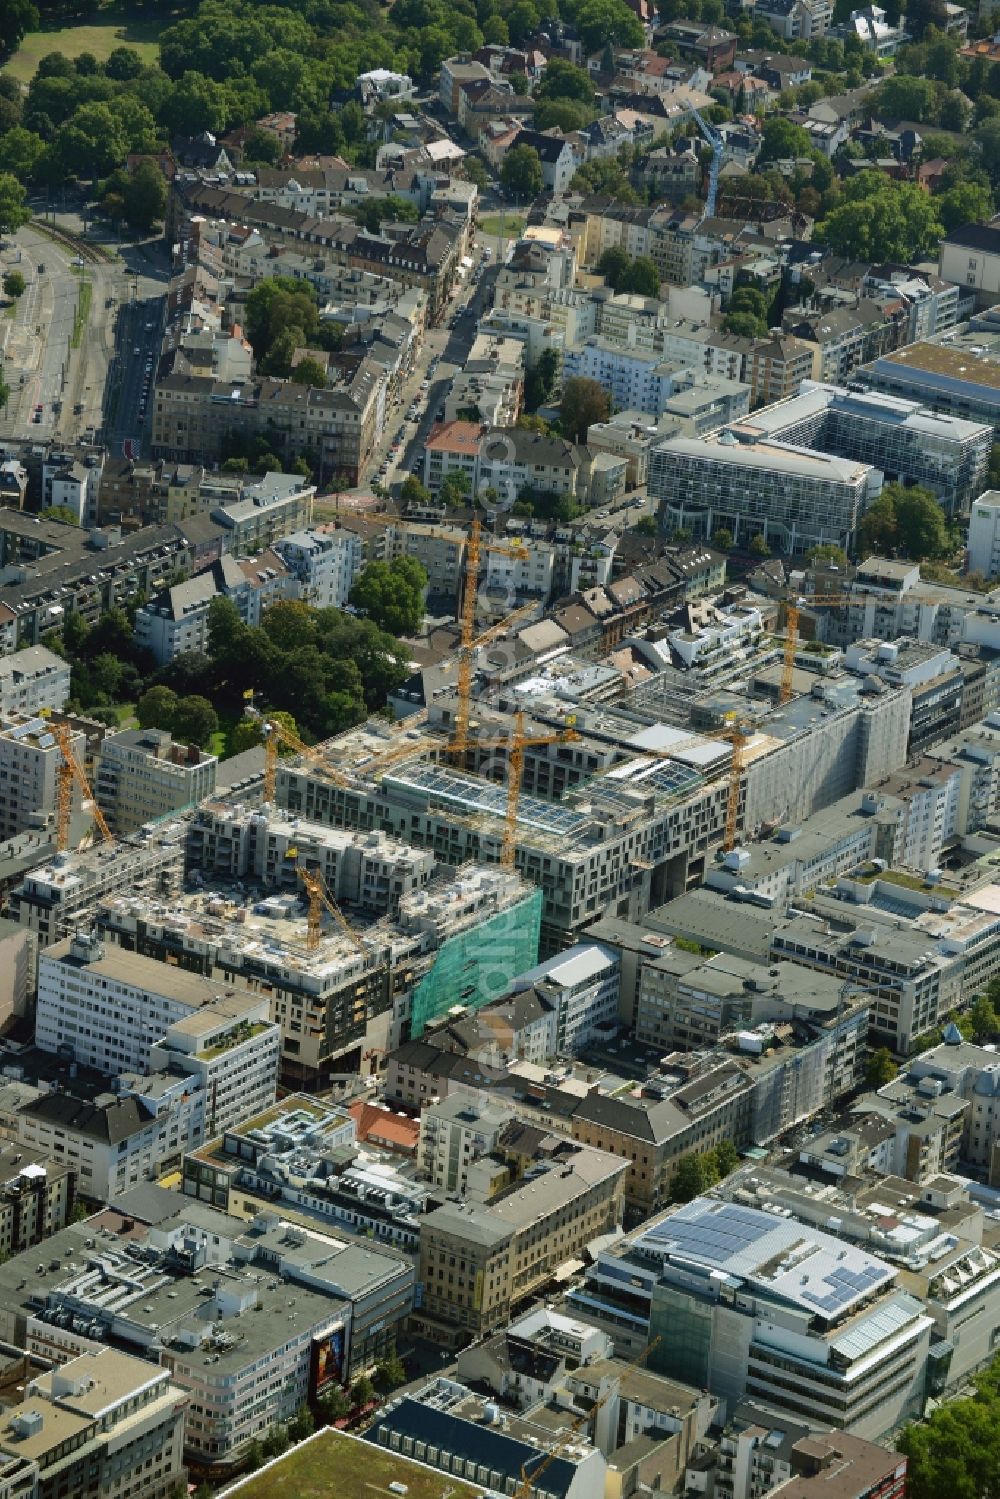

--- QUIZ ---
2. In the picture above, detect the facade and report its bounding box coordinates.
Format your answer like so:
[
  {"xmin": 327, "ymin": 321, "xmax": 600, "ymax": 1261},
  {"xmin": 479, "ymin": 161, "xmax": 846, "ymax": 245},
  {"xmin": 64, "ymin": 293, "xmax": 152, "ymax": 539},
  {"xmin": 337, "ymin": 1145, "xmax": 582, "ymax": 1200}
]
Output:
[
  {"xmin": 95, "ymin": 728, "xmax": 217, "ymax": 834},
  {"xmin": 650, "ymin": 432, "xmax": 881, "ymax": 553},
  {"xmin": 968, "ymin": 490, "xmax": 1000, "ymax": 580},
  {"xmin": 0, "ymin": 1144, "xmax": 75, "ymax": 1261},
  {"xmin": 511, "ymin": 944, "xmax": 619, "ymax": 1053},
  {"xmin": 577, "ymin": 1198, "xmax": 931, "ymax": 1440},
  {"xmin": 417, "ymin": 1094, "xmax": 514, "ymax": 1195},
  {"xmin": 134, "ymin": 552, "xmax": 290, "ymax": 666}
]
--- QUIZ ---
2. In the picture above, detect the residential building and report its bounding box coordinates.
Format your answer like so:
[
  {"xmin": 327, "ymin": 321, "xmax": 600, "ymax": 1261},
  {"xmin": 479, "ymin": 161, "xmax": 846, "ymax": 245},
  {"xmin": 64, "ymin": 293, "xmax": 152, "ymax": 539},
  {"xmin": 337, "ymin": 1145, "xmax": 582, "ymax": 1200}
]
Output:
[
  {"xmin": 699, "ymin": 1405, "xmax": 907, "ymax": 1499},
  {"xmin": 134, "ymin": 551, "xmax": 290, "ymax": 666},
  {"xmin": 94, "ymin": 729, "xmax": 217, "ymax": 834},
  {"xmin": 844, "ymin": 3, "xmax": 906, "ymax": 54},
  {"xmin": 272, "ymin": 527, "xmax": 364, "ymax": 608},
  {"xmin": 938, "ymin": 222, "xmax": 1000, "ymax": 311},
  {"xmin": 415, "ymin": 1139, "xmax": 626, "ymax": 1342},
  {"xmin": 510, "ymin": 130, "xmax": 578, "ymax": 194},
  {"xmin": 0, "ymin": 647, "xmax": 70, "ymax": 720},
  {"xmin": 0, "ymin": 1350, "xmax": 187, "ymax": 1499},
  {"xmin": 0, "ymin": 1143, "xmax": 75, "ymax": 1260},
  {"xmin": 754, "ymin": 0, "xmax": 833, "ymax": 39},
  {"xmin": 417, "ymin": 1094, "xmax": 514, "ymax": 1194},
  {"xmin": 0, "ymin": 716, "xmax": 85, "ymax": 843}
]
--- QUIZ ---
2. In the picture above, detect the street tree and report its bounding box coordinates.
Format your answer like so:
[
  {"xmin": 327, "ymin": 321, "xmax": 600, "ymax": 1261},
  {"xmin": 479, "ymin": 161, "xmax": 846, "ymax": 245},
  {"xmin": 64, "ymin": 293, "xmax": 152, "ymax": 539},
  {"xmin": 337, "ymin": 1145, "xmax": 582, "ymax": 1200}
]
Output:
[
  {"xmin": 559, "ymin": 375, "xmax": 610, "ymax": 441},
  {"xmin": 500, "ymin": 142, "xmax": 543, "ymax": 199},
  {"xmin": 0, "ymin": 173, "xmax": 30, "ymax": 236}
]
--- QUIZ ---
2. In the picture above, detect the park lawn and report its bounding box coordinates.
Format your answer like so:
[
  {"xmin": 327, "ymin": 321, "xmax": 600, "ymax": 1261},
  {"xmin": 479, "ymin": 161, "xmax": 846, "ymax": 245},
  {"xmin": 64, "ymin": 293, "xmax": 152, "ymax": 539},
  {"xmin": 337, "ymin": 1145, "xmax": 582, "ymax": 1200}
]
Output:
[
  {"xmin": 227, "ymin": 1429, "xmax": 481, "ymax": 1499},
  {"xmin": 3, "ymin": 16, "xmax": 163, "ymax": 83},
  {"xmin": 478, "ymin": 212, "xmax": 526, "ymax": 237}
]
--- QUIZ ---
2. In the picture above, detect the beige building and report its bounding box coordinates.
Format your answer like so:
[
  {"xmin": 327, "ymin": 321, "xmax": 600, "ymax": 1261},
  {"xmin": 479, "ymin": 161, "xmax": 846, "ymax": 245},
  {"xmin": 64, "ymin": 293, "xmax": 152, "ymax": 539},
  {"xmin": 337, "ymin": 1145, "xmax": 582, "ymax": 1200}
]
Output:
[
  {"xmin": 0, "ymin": 1349, "xmax": 187, "ymax": 1499},
  {"xmin": 416, "ymin": 1139, "xmax": 626, "ymax": 1342},
  {"xmin": 95, "ymin": 728, "xmax": 217, "ymax": 834},
  {"xmin": 0, "ymin": 716, "xmax": 86, "ymax": 843},
  {"xmin": 0, "ymin": 1143, "xmax": 75, "ymax": 1262}
]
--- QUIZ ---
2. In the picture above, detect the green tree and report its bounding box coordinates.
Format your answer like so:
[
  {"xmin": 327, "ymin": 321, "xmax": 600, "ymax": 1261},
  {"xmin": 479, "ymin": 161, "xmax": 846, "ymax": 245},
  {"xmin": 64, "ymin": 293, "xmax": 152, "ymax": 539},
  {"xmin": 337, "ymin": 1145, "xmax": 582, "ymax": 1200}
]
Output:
[
  {"xmin": 560, "ymin": 375, "xmax": 610, "ymax": 442},
  {"xmin": 262, "ymin": 600, "xmax": 315, "ymax": 653},
  {"xmin": 375, "ymin": 1349, "xmax": 407, "ymax": 1390},
  {"xmin": 968, "ymin": 992, "xmax": 1000, "ymax": 1043},
  {"xmin": 815, "ymin": 175, "xmax": 943, "ymax": 263},
  {"xmin": 634, "ymin": 514, "xmax": 657, "ymax": 536},
  {"xmin": 501, "ymin": 142, "xmax": 543, "ymax": 199},
  {"xmin": 123, "ymin": 159, "xmax": 168, "ymax": 231},
  {"xmin": 864, "ymin": 1047, "xmax": 898, "ymax": 1088},
  {"xmin": 349, "ymin": 556, "xmax": 427, "ymax": 635},
  {"xmin": 172, "ymin": 694, "xmax": 219, "ymax": 748},
  {"xmin": 749, "ymin": 534, "xmax": 770, "ymax": 557},
  {"xmin": 713, "ymin": 1139, "xmax": 739, "ymax": 1177},
  {"xmin": 261, "ymin": 1425, "xmax": 290, "ymax": 1459},
  {"xmin": 722, "ymin": 309, "xmax": 766, "ymax": 338},
  {"xmin": 0, "ymin": 173, "xmax": 30, "ymax": 236},
  {"xmin": 863, "ymin": 481, "xmax": 951, "ymax": 561},
  {"xmin": 245, "ymin": 276, "xmax": 319, "ymax": 367},
  {"xmin": 290, "ymin": 356, "xmax": 327, "ymax": 388},
  {"xmin": 759, "ymin": 116, "xmax": 814, "ymax": 162},
  {"xmin": 524, "ymin": 346, "xmax": 560, "ymax": 411},
  {"xmin": 596, "ymin": 245, "xmax": 630, "ymax": 291},
  {"xmin": 711, "ymin": 527, "xmax": 734, "ymax": 551},
  {"xmin": 936, "ymin": 180, "xmax": 994, "ymax": 233},
  {"xmin": 318, "ymin": 1386, "xmax": 351, "ymax": 1422},
  {"xmin": 136, "ymin": 685, "xmax": 178, "ymax": 732},
  {"xmin": 3, "ymin": 271, "xmax": 25, "ymax": 299},
  {"xmin": 463, "ymin": 156, "xmax": 489, "ymax": 190},
  {"xmin": 287, "ymin": 1404, "xmax": 315, "ymax": 1441},
  {"xmin": 0, "ymin": 127, "xmax": 45, "ymax": 183},
  {"xmin": 440, "ymin": 470, "xmax": 472, "ymax": 508},
  {"xmin": 400, "ymin": 475, "xmax": 432, "ymax": 506},
  {"xmin": 536, "ymin": 58, "xmax": 596, "ymax": 103},
  {"xmin": 806, "ymin": 543, "xmax": 849, "ymax": 568},
  {"xmin": 244, "ymin": 1438, "xmax": 264, "ymax": 1472},
  {"xmin": 351, "ymin": 1375, "xmax": 376, "ymax": 1408},
  {"xmin": 669, "ymin": 1152, "xmax": 712, "ymax": 1203}
]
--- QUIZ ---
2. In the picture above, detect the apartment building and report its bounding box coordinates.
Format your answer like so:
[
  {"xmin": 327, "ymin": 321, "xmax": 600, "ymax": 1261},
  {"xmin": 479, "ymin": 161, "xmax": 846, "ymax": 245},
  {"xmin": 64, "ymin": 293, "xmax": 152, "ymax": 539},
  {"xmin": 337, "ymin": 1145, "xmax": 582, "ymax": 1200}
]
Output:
[
  {"xmin": 272, "ymin": 526, "xmax": 364, "ymax": 608},
  {"xmin": 0, "ymin": 1144, "xmax": 75, "ymax": 1261},
  {"xmin": 0, "ymin": 647, "xmax": 70, "ymax": 720},
  {"xmin": 95, "ymin": 728, "xmax": 217, "ymax": 834},
  {"xmin": 938, "ymin": 221, "xmax": 1000, "ymax": 311},
  {"xmin": 0, "ymin": 1350, "xmax": 187, "ymax": 1499},
  {"xmin": 422, "ymin": 422, "xmax": 584, "ymax": 503},
  {"xmin": 134, "ymin": 551, "xmax": 290, "ymax": 665},
  {"xmin": 704, "ymin": 1405, "xmax": 906, "ymax": 1499},
  {"xmin": 650, "ymin": 431, "xmax": 881, "ymax": 553},
  {"xmin": 417, "ymin": 1094, "xmax": 514, "ymax": 1195},
  {"xmin": 0, "ymin": 716, "xmax": 85, "ymax": 843},
  {"xmin": 416, "ymin": 1139, "xmax": 626, "ymax": 1342}
]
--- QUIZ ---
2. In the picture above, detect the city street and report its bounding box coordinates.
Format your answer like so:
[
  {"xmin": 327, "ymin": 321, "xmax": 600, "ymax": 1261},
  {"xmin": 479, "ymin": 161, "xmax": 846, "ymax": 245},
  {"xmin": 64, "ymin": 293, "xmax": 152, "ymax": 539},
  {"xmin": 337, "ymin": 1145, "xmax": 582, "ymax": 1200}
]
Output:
[{"xmin": 0, "ymin": 217, "xmax": 167, "ymax": 453}]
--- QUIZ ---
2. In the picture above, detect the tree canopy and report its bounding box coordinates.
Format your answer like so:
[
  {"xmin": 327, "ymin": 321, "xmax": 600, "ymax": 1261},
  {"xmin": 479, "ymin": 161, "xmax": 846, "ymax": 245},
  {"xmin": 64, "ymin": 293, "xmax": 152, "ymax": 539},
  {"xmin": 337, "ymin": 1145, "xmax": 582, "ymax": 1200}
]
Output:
[
  {"xmin": 349, "ymin": 556, "xmax": 427, "ymax": 636},
  {"xmin": 815, "ymin": 175, "xmax": 944, "ymax": 263},
  {"xmin": 559, "ymin": 376, "xmax": 611, "ymax": 442},
  {"xmin": 857, "ymin": 482, "xmax": 950, "ymax": 562}
]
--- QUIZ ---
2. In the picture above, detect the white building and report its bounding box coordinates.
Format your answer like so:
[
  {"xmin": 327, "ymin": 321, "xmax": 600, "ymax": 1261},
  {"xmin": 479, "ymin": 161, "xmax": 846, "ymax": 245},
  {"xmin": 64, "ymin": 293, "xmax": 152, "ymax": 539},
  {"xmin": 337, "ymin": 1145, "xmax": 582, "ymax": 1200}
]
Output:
[
  {"xmin": 0, "ymin": 645, "xmax": 71, "ymax": 719},
  {"xmin": 511, "ymin": 943, "xmax": 620, "ymax": 1052},
  {"xmin": 42, "ymin": 455, "xmax": 103, "ymax": 527},
  {"xmin": 135, "ymin": 553, "xmax": 290, "ymax": 666},
  {"xmin": 36, "ymin": 932, "xmax": 272, "ymax": 1077},
  {"xmin": 273, "ymin": 527, "xmax": 364, "ymax": 608},
  {"xmin": 418, "ymin": 1094, "xmax": 514, "ymax": 1195},
  {"xmin": 562, "ymin": 339, "xmax": 688, "ymax": 417},
  {"xmin": 968, "ymin": 490, "xmax": 1000, "ymax": 580}
]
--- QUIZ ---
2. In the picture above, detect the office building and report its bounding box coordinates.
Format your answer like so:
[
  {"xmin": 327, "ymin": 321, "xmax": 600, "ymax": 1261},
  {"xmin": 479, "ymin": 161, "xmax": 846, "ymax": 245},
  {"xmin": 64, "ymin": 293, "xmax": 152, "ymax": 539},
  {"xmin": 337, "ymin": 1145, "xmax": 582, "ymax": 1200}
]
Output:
[
  {"xmin": 94, "ymin": 729, "xmax": 217, "ymax": 834},
  {"xmin": 650, "ymin": 431, "xmax": 881, "ymax": 553},
  {"xmin": 510, "ymin": 944, "xmax": 619, "ymax": 1053},
  {"xmin": 0, "ymin": 1350, "xmax": 187, "ymax": 1499},
  {"xmin": 36, "ymin": 934, "xmax": 273, "ymax": 1079},
  {"xmin": 416, "ymin": 1139, "xmax": 626, "ymax": 1342},
  {"xmin": 417, "ymin": 1095, "xmax": 514, "ymax": 1196},
  {"xmin": 699, "ymin": 1404, "xmax": 907, "ymax": 1499},
  {"xmin": 861, "ymin": 320, "xmax": 1000, "ymax": 435},
  {"xmin": 0, "ymin": 1200, "xmax": 413, "ymax": 1467},
  {"xmin": 968, "ymin": 489, "xmax": 1000, "ymax": 580},
  {"xmin": 739, "ymin": 381, "xmax": 991, "ymax": 516},
  {"xmin": 573, "ymin": 1198, "xmax": 931, "ymax": 1440},
  {"xmin": 0, "ymin": 1143, "xmax": 76, "ymax": 1260}
]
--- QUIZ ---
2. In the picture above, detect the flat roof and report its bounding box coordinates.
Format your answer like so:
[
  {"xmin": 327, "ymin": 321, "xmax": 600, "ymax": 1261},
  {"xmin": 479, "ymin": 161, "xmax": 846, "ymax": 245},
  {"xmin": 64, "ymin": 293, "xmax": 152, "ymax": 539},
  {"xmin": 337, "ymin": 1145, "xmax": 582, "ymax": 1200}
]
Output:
[{"xmin": 43, "ymin": 938, "xmax": 259, "ymax": 1011}]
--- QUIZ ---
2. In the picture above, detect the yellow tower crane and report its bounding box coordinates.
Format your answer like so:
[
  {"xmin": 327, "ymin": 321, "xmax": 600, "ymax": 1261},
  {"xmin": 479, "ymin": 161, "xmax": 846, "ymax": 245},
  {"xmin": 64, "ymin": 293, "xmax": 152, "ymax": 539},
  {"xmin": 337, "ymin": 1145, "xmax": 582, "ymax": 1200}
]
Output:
[
  {"xmin": 296, "ymin": 864, "xmax": 365, "ymax": 953},
  {"xmin": 456, "ymin": 711, "xmax": 582, "ymax": 870},
  {"xmin": 452, "ymin": 515, "xmax": 530, "ymax": 757},
  {"xmin": 53, "ymin": 720, "xmax": 112, "ymax": 852}
]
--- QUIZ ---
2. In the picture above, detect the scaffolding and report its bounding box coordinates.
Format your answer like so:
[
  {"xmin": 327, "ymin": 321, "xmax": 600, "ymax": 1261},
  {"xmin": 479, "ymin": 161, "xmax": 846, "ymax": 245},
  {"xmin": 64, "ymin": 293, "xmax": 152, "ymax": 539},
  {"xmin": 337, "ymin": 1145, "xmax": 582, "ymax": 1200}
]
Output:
[{"xmin": 409, "ymin": 886, "xmax": 542, "ymax": 1038}]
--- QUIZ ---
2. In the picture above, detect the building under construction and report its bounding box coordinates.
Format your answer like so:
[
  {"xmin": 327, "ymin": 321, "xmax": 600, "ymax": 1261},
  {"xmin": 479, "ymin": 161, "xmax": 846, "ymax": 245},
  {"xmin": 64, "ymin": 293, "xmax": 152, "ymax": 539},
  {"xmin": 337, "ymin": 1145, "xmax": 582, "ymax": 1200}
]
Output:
[{"xmin": 96, "ymin": 857, "xmax": 538, "ymax": 1089}]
